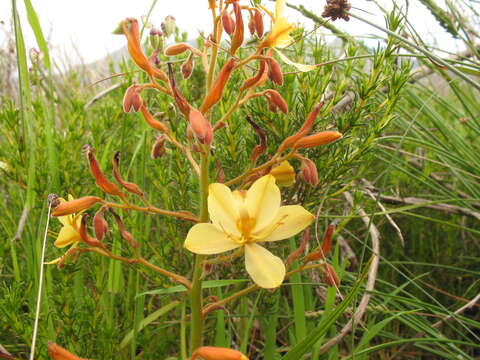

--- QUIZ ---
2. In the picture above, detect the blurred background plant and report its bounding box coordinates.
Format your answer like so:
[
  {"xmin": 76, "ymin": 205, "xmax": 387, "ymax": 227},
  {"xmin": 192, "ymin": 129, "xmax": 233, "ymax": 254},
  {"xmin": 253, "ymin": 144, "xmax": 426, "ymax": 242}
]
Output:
[{"xmin": 1, "ymin": 0, "xmax": 479, "ymax": 359}]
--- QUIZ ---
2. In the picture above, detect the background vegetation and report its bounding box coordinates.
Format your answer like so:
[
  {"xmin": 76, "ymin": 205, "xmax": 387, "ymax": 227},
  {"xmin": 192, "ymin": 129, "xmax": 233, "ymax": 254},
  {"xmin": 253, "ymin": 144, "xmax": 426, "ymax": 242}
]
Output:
[{"xmin": 1, "ymin": 0, "xmax": 479, "ymax": 359}]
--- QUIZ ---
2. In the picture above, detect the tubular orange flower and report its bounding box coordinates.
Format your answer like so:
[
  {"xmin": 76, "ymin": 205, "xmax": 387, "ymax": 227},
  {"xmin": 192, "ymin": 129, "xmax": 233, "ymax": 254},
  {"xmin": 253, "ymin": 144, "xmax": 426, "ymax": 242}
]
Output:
[
  {"xmin": 86, "ymin": 146, "xmax": 124, "ymax": 197},
  {"xmin": 51, "ymin": 196, "xmax": 102, "ymax": 217},
  {"xmin": 184, "ymin": 175, "xmax": 314, "ymax": 288},
  {"xmin": 190, "ymin": 346, "xmax": 248, "ymax": 360},
  {"xmin": 140, "ymin": 105, "xmax": 169, "ymax": 133},
  {"xmin": 294, "ymin": 131, "xmax": 342, "ymax": 149},
  {"xmin": 120, "ymin": 18, "xmax": 168, "ymax": 82},
  {"xmin": 230, "ymin": 1, "xmax": 244, "ymax": 55},
  {"xmin": 240, "ymin": 60, "xmax": 267, "ymax": 92},
  {"xmin": 200, "ymin": 58, "xmax": 236, "ymax": 113}
]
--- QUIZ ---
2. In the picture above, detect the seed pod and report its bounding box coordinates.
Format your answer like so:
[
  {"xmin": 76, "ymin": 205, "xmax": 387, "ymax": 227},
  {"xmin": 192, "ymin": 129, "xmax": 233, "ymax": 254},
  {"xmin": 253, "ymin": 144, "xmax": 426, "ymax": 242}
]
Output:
[
  {"xmin": 190, "ymin": 346, "xmax": 248, "ymax": 360},
  {"xmin": 222, "ymin": 10, "xmax": 236, "ymax": 35},
  {"xmin": 47, "ymin": 342, "xmax": 90, "ymax": 360},
  {"xmin": 151, "ymin": 134, "xmax": 167, "ymax": 159},
  {"xmin": 265, "ymin": 90, "xmax": 288, "ymax": 114},
  {"xmin": 253, "ymin": 8, "xmax": 264, "ymax": 37},
  {"xmin": 240, "ymin": 60, "xmax": 267, "ymax": 91},
  {"xmin": 93, "ymin": 207, "xmax": 108, "ymax": 241},
  {"xmin": 52, "ymin": 196, "xmax": 103, "ymax": 217},
  {"xmin": 86, "ymin": 146, "xmax": 124, "ymax": 197},
  {"xmin": 300, "ymin": 157, "xmax": 318, "ymax": 187},
  {"xmin": 248, "ymin": 11, "xmax": 256, "ymax": 35},
  {"xmin": 181, "ymin": 52, "xmax": 195, "ymax": 79},
  {"xmin": 200, "ymin": 58, "xmax": 236, "ymax": 113},
  {"xmin": 164, "ymin": 42, "xmax": 192, "ymax": 56},
  {"xmin": 189, "ymin": 108, "xmax": 213, "ymax": 145},
  {"xmin": 79, "ymin": 214, "xmax": 107, "ymax": 249},
  {"xmin": 112, "ymin": 152, "xmax": 144, "ymax": 196},
  {"xmin": 267, "ymin": 57, "xmax": 284, "ymax": 86},
  {"xmin": 230, "ymin": 1, "xmax": 244, "ymax": 55},
  {"xmin": 122, "ymin": 85, "xmax": 143, "ymax": 113},
  {"xmin": 279, "ymin": 102, "xmax": 323, "ymax": 151},
  {"xmin": 294, "ymin": 131, "xmax": 342, "ymax": 149}
]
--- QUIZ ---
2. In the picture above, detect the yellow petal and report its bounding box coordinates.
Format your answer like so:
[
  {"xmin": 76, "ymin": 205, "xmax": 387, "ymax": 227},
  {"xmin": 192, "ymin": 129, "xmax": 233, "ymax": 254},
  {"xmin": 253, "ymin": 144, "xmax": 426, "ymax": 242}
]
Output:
[
  {"xmin": 54, "ymin": 225, "xmax": 81, "ymax": 248},
  {"xmin": 184, "ymin": 223, "xmax": 241, "ymax": 255},
  {"xmin": 261, "ymin": 205, "xmax": 314, "ymax": 241},
  {"xmin": 271, "ymin": 18, "xmax": 293, "ymax": 48},
  {"xmin": 269, "ymin": 161, "xmax": 295, "ymax": 187},
  {"xmin": 275, "ymin": 0, "xmax": 286, "ymax": 19},
  {"xmin": 244, "ymin": 243, "xmax": 285, "ymax": 288},
  {"xmin": 275, "ymin": 49, "xmax": 316, "ymax": 72},
  {"xmin": 58, "ymin": 215, "xmax": 71, "ymax": 226},
  {"xmin": 44, "ymin": 257, "xmax": 62, "ymax": 265},
  {"xmin": 208, "ymin": 183, "xmax": 241, "ymax": 237},
  {"xmin": 245, "ymin": 175, "xmax": 280, "ymax": 234}
]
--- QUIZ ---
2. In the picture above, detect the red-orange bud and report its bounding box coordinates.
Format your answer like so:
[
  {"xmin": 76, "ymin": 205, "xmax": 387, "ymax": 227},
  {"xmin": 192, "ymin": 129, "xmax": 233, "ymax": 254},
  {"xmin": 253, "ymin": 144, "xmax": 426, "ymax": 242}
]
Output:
[
  {"xmin": 47, "ymin": 342, "xmax": 90, "ymax": 360},
  {"xmin": 112, "ymin": 152, "xmax": 144, "ymax": 196},
  {"xmin": 294, "ymin": 131, "xmax": 342, "ymax": 149},
  {"xmin": 93, "ymin": 208, "xmax": 108, "ymax": 241},
  {"xmin": 267, "ymin": 57, "xmax": 284, "ymax": 86},
  {"xmin": 51, "ymin": 196, "xmax": 102, "ymax": 217},
  {"xmin": 300, "ymin": 157, "xmax": 318, "ymax": 187},
  {"xmin": 265, "ymin": 89, "xmax": 288, "ymax": 114},
  {"xmin": 253, "ymin": 8, "xmax": 264, "ymax": 37},
  {"xmin": 230, "ymin": 1, "xmax": 244, "ymax": 55},
  {"xmin": 190, "ymin": 346, "xmax": 248, "ymax": 360},
  {"xmin": 240, "ymin": 60, "xmax": 267, "ymax": 91},
  {"xmin": 248, "ymin": 12, "xmax": 256, "ymax": 35},
  {"xmin": 189, "ymin": 108, "xmax": 213, "ymax": 145},
  {"xmin": 122, "ymin": 85, "xmax": 143, "ymax": 113},
  {"xmin": 151, "ymin": 134, "xmax": 167, "ymax": 159},
  {"xmin": 221, "ymin": 10, "xmax": 236, "ymax": 35},
  {"xmin": 181, "ymin": 53, "xmax": 195, "ymax": 79},
  {"xmin": 79, "ymin": 214, "xmax": 107, "ymax": 249},
  {"xmin": 140, "ymin": 105, "xmax": 169, "ymax": 133},
  {"xmin": 86, "ymin": 146, "xmax": 124, "ymax": 197},
  {"xmin": 164, "ymin": 42, "xmax": 192, "ymax": 56},
  {"xmin": 200, "ymin": 58, "xmax": 236, "ymax": 113}
]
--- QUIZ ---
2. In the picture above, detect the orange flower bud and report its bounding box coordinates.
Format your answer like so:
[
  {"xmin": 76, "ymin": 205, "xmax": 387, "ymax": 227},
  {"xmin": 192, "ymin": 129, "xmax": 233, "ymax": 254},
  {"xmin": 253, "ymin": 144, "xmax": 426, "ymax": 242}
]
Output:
[
  {"xmin": 181, "ymin": 52, "xmax": 195, "ymax": 79},
  {"xmin": 112, "ymin": 152, "xmax": 145, "ymax": 197},
  {"xmin": 123, "ymin": 85, "xmax": 143, "ymax": 113},
  {"xmin": 265, "ymin": 89, "xmax": 288, "ymax": 114},
  {"xmin": 200, "ymin": 58, "xmax": 236, "ymax": 113},
  {"xmin": 164, "ymin": 42, "xmax": 192, "ymax": 56},
  {"xmin": 190, "ymin": 346, "xmax": 248, "ymax": 360},
  {"xmin": 93, "ymin": 207, "xmax": 108, "ymax": 241},
  {"xmin": 304, "ymin": 224, "xmax": 336, "ymax": 263},
  {"xmin": 230, "ymin": 1, "xmax": 244, "ymax": 55},
  {"xmin": 120, "ymin": 18, "xmax": 168, "ymax": 83},
  {"xmin": 248, "ymin": 12, "xmax": 256, "ymax": 35},
  {"xmin": 79, "ymin": 214, "xmax": 107, "ymax": 249},
  {"xmin": 323, "ymin": 263, "xmax": 340, "ymax": 287},
  {"xmin": 151, "ymin": 134, "xmax": 167, "ymax": 159},
  {"xmin": 240, "ymin": 60, "xmax": 267, "ymax": 91},
  {"xmin": 269, "ymin": 161, "xmax": 295, "ymax": 187},
  {"xmin": 300, "ymin": 157, "xmax": 318, "ymax": 187},
  {"xmin": 140, "ymin": 105, "xmax": 169, "ymax": 133},
  {"xmin": 189, "ymin": 108, "xmax": 213, "ymax": 145},
  {"xmin": 294, "ymin": 131, "xmax": 342, "ymax": 149},
  {"xmin": 86, "ymin": 146, "xmax": 124, "ymax": 197},
  {"xmin": 267, "ymin": 57, "xmax": 284, "ymax": 86},
  {"xmin": 47, "ymin": 342, "xmax": 90, "ymax": 360},
  {"xmin": 253, "ymin": 9, "xmax": 264, "ymax": 37},
  {"xmin": 213, "ymin": 121, "xmax": 226, "ymax": 132},
  {"xmin": 51, "ymin": 196, "xmax": 102, "ymax": 217},
  {"xmin": 221, "ymin": 9, "xmax": 236, "ymax": 35},
  {"xmin": 279, "ymin": 102, "xmax": 323, "ymax": 151}
]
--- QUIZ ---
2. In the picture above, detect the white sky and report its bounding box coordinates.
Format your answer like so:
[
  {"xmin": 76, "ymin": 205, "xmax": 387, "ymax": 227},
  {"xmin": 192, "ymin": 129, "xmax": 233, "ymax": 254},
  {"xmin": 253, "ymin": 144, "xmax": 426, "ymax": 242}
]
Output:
[{"xmin": 0, "ymin": 0, "xmax": 467, "ymax": 67}]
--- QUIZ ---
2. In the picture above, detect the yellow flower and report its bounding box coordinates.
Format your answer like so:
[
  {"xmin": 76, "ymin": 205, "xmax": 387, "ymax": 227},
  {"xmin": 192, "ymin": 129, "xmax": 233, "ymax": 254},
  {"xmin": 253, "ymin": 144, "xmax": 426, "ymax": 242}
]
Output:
[
  {"xmin": 46, "ymin": 195, "xmax": 82, "ymax": 265},
  {"xmin": 184, "ymin": 175, "xmax": 314, "ymax": 288},
  {"xmin": 260, "ymin": 0, "xmax": 293, "ymax": 49}
]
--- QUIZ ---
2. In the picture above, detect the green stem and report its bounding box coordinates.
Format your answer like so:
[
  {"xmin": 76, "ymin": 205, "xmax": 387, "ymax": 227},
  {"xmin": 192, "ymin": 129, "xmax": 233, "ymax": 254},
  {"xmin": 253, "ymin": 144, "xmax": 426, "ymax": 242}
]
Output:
[{"xmin": 190, "ymin": 150, "xmax": 210, "ymax": 352}]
